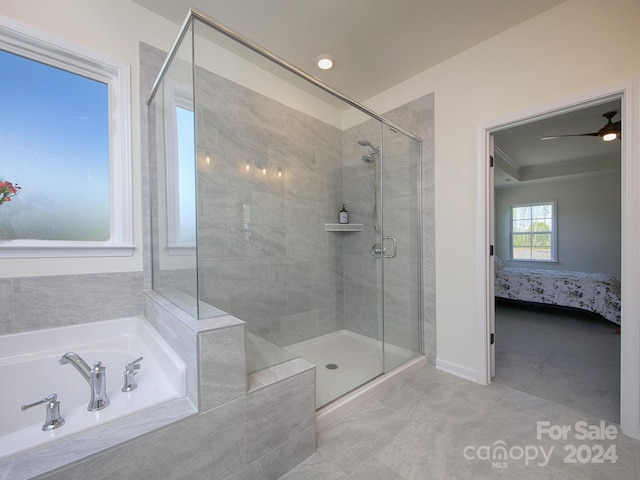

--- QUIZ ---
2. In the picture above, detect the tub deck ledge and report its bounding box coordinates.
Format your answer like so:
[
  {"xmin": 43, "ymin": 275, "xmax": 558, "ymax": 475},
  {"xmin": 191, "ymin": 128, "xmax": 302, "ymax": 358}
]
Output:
[{"xmin": 0, "ymin": 397, "xmax": 196, "ymax": 480}]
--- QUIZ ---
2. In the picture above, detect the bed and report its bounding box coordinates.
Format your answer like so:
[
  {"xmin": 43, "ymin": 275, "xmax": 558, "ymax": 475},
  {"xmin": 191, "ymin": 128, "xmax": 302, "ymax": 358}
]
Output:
[{"xmin": 494, "ymin": 257, "xmax": 621, "ymax": 325}]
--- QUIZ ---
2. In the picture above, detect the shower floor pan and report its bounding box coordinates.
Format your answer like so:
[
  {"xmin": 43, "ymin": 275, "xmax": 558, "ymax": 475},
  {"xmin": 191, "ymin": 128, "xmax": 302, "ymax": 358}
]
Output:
[{"xmin": 285, "ymin": 330, "xmax": 417, "ymax": 408}]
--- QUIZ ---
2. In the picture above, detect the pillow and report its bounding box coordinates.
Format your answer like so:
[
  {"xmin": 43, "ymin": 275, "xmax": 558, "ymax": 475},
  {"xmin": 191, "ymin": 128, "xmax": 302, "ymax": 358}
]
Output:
[{"xmin": 494, "ymin": 256, "xmax": 505, "ymax": 271}]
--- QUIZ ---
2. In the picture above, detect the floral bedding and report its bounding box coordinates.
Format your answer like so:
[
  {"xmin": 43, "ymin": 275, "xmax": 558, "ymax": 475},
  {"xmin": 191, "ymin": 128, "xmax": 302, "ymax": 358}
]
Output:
[{"xmin": 494, "ymin": 263, "xmax": 621, "ymax": 325}]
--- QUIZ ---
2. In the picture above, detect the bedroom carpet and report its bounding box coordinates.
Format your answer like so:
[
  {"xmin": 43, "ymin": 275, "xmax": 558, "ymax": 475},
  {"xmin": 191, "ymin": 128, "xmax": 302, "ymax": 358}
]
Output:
[{"xmin": 494, "ymin": 300, "xmax": 620, "ymax": 423}]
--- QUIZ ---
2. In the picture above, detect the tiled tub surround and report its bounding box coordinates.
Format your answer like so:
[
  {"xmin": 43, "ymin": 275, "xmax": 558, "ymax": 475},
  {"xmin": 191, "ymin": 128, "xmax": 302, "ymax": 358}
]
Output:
[
  {"xmin": 141, "ymin": 290, "xmax": 317, "ymax": 480},
  {"xmin": 0, "ymin": 316, "xmax": 185, "ymax": 460},
  {"xmin": 0, "ymin": 291, "xmax": 316, "ymax": 479},
  {"xmin": 0, "ymin": 315, "xmax": 193, "ymax": 479},
  {"xmin": 0, "ymin": 272, "xmax": 144, "ymax": 336}
]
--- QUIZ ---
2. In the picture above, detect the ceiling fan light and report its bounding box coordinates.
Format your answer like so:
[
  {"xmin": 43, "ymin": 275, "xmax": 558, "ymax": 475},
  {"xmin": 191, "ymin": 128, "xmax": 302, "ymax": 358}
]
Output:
[{"xmin": 599, "ymin": 123, "xmax": 619, "ymax": 141}]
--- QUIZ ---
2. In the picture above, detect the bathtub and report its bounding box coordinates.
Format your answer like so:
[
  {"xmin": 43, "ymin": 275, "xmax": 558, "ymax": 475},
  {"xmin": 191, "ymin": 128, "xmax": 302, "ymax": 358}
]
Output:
[{"xmin": 0, "ymin": 316, "xmax": 186, "ymax": 460}]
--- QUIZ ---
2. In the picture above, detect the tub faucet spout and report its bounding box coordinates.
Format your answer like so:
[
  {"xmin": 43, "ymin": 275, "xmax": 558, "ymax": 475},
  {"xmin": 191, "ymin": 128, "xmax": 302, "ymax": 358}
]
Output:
[{"xmin": 59, "ymin": 352, "xmax": 110, "ymax": 411}]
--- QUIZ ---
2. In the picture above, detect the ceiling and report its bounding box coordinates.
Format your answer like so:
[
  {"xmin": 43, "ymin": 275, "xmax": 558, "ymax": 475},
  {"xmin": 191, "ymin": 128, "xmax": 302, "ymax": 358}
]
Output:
[
  {"xmin": 493, "ymin": 100, "xmax": 622, "ymax": 187},
  {"xmin": 132, "ymin": 0, "xmax": 619, "ymax": 181},
  {"xmin": 131, "ymin": 0, "xmax": 567, "ymax": 102}
]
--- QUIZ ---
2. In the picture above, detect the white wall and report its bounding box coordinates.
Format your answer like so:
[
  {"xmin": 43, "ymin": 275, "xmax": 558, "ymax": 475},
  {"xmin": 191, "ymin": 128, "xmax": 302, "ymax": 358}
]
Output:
[
  {"xmin": 3, "ymin": 0, "xmax": 639, "ymax": 377},
  {"xmin": 0, "ymin": 0, "xmax": 177, "ymax": 277},
  {"xmin": 362, "ymin": 0, "xmax": 640, "ymax": 375},
  {"xmin": 0, "ymin": 0, "xmax": 354, "ymax": 280},
  {"xmin": 495, "ymin": 171, "xmax": 621, "ymax": 278}
]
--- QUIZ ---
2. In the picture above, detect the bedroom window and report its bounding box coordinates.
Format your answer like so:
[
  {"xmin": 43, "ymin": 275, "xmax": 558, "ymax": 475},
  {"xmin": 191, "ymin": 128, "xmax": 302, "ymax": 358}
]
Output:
[{"xmin": 510, "ymin": 201, "xmax": 557, "ymax": 262}]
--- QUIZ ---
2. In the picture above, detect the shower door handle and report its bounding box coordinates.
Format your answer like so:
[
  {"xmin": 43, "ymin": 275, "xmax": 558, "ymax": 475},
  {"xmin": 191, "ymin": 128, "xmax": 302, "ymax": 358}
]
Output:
[
  {"xmin": 383, "ymin": 236, "xmax": 397, "ymax": 258},
  {"xmin": 372, "ymin": 237, "xmax": 397, "ymax": 259}
]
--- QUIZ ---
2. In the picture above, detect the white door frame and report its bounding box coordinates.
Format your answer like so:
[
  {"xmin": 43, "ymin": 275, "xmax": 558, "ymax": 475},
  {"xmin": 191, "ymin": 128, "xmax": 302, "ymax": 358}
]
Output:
[{"xmin": 475, "ymin": 79, "xmax": 640, "ymax": 438}]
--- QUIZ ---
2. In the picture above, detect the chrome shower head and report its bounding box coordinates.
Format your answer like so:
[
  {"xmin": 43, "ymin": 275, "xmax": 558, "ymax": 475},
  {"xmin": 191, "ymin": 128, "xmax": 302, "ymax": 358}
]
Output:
[{"xmin": 358, "ymin": 139, "xmax": 380, "ymax": 164}]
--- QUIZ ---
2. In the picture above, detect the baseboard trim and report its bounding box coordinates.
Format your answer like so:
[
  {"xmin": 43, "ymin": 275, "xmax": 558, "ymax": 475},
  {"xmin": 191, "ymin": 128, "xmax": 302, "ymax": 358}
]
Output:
[{"xmin": 436, "ymin": 358, "xmax": 479, "ymax": 383}]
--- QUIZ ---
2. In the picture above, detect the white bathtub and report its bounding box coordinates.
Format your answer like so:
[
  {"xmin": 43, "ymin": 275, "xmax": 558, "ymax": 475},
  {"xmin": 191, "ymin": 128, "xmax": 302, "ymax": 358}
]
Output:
[{"xmin": 0, "ymin": 316, "xmax": 186, "ymax": 460}]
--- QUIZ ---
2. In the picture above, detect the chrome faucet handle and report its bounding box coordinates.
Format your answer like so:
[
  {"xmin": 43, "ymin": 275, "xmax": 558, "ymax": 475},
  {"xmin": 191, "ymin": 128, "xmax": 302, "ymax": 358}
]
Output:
[
  {"xmin": 21, "ymin": 394, "xmax": 65, "ymax": 431},
  {"xmin": 122, "ymin": 356, "xmax": 143, "ymax": 392},
  {"xmin": 126, "ymin": 356, "xmax": 143, "ymax": 369}
]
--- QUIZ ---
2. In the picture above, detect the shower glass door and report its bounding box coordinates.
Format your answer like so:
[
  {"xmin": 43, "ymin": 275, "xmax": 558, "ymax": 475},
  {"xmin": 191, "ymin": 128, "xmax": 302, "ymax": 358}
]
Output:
[{"xmin": 380, "ymin": 127, "xmax": 422, "ymax": 372}]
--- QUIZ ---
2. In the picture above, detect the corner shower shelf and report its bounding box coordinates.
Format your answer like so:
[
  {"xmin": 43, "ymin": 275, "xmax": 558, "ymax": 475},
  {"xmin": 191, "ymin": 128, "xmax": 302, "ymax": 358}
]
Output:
[{"xmin": 324, "ymin": 223, "xmax": 363, "ymax": 232}]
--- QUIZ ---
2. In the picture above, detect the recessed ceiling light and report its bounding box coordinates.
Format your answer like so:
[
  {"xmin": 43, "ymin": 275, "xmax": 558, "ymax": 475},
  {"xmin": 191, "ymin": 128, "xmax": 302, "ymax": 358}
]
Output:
[{"xmin": 315, "ymin": 54, "xmax": 334, "ymax": 70}]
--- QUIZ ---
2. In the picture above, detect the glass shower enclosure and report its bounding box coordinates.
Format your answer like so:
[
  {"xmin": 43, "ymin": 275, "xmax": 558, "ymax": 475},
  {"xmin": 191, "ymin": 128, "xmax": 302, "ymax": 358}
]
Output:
[{"xmin": 147, "ymin": 9, "xmax": 422, "ymax": 408}]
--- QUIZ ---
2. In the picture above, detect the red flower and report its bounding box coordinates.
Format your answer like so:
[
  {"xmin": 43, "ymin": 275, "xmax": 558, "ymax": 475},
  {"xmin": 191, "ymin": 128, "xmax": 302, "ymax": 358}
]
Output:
[{"xmin": 0, "ymin": 180, "xmax": 21, "ymax": 205}]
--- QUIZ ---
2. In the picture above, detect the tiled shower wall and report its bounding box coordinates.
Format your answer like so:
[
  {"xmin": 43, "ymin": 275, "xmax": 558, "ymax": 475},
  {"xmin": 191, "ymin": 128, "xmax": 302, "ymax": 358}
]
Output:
[
  {"xmin": 383, "ymin": 95, "xmax": 436, "ymax": 363},
  {"xmin": 192, "ymin": 68, "xmax": 435, "ymax": 361},
  {"xmin": 194, "ymin": 66, "xmax": 346, "ymax": 349},
  {"xmin": 339, "ymin": 95, "xmax": 434, "ymax": 360}
]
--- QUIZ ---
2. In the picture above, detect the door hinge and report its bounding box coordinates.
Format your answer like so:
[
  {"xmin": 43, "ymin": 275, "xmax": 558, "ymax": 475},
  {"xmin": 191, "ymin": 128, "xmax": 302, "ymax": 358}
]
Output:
[
  {"xmin": 489, "ymin": 245, "xmax": 494, "ymax": 256},
  {"xmin": 490, "ymin": 333, "xmax": 495, "ymax": 345},
  {"xmin": 489, "ymin": 155, "xmax": 494, "ymax": 168}
]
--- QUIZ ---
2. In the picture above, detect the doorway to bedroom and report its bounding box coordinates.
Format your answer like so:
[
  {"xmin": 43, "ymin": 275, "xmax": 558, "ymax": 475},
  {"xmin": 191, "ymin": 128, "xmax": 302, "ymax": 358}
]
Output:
[{"xmin": 490, "ymin": 98, "xmax": 622, "ymax": 423}]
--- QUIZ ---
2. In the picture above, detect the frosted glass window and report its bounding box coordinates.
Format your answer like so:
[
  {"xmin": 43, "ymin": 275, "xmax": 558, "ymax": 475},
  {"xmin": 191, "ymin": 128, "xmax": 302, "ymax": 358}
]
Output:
[
  {"xmin": 162, "ymin": 78, "xmax": 195, "ymax": 255},
  {"xmin": 0, "ymin": 17, "xmax": 132, "ymax": 258},
  {"xmin": 0, "ymin": 49, "xmax": 110, "ymax": 241},
  {"xmin": 175, "ymin": 106, "xmax": 196, "ymax": 245}
]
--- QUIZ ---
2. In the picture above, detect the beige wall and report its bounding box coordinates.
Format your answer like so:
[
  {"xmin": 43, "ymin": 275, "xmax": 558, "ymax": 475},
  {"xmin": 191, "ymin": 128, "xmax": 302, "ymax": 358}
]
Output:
[{"xmin": 363, "ymin": 0, "xmax": 640, "ymax": 375}]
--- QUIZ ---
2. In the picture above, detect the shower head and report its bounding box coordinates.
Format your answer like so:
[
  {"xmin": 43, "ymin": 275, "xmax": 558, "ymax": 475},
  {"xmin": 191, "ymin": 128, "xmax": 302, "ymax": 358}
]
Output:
[{"xmin": 358, "ymin": 139, "xmax": 380, "ymax": 164}]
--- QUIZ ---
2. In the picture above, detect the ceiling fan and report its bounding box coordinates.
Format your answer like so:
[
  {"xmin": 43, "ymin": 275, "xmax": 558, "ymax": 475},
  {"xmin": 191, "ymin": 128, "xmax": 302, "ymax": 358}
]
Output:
[{"xmin": 541, "ymin": 111, "xmax": 621, "ymax": 142}]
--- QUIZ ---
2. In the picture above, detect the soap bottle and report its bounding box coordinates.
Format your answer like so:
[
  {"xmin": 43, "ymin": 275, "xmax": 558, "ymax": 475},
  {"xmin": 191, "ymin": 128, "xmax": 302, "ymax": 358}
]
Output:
[{"xmin": 339, "ymin": 204, "xmax": 349, "ymax": 224}]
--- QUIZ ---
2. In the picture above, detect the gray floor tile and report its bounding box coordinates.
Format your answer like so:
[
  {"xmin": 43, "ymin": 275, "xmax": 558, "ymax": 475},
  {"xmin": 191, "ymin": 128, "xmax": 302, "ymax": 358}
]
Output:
[
  {"xmin": 278, "ymin": 453, "xmax": 348, "ymax": 480},
  {"xmin": 280, "ymin": 364, "xmax": 639, "ymax": 479}
]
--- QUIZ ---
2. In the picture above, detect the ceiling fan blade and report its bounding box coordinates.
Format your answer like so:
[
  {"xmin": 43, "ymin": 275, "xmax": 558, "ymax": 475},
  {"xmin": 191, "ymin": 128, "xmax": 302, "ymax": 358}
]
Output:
[{"xmin": 541, "ymin": 132, "xmax": 599, "ymax": 140}]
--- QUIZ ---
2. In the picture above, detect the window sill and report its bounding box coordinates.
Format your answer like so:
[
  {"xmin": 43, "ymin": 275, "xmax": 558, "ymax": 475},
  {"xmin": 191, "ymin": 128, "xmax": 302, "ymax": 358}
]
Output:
[
  {"xmin": 508, "ymin": 259, "xmax": 558, "ymax": 264},
  {"xmin": 0, "ymin": 242, "xmax": 135, "ymax": 258},
  {"xmin": 167, "ymin": 245, "xmax": 196, "ymax": 256}
]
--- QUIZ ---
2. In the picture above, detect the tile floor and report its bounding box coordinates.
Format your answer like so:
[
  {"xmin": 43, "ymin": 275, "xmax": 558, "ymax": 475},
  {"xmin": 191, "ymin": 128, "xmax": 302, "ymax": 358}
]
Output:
[{"xmin": 279, "ymin": 364, "xmax": 640, "ymax": 479}]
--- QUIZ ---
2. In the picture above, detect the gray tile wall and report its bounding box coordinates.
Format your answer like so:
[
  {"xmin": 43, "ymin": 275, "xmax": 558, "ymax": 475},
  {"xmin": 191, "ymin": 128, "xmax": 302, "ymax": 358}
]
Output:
[
  {"xmin": 31, "ymin": 290, "xmax": 315, "ymax": 480},
  {"xmin": 142, "ymin": 40, "xmax": 434, "ymax": 370},
  {"xmin": 340, "ymin": 94, "xmax": 434, "ymax": 363},
  {"xmin": 193, "ymin": 66, "xmax": 345, "ymax": 361},
  {"xmin": 39, "ymin": 398, "xmax": 246, "ymax": 480},
  {"xmin": 381, "ymin": 95, "xmax": 436, "ymax": 363},
  {"xmin": 0, "ymin": 272, "xmax": 144, "ymax": 335}
]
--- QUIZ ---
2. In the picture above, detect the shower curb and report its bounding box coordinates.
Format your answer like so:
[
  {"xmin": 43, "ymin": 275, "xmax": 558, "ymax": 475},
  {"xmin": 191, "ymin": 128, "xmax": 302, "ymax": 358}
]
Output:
[{"xmin": 315, "ymin": 355, "xmax": 427, "ymax": 431}]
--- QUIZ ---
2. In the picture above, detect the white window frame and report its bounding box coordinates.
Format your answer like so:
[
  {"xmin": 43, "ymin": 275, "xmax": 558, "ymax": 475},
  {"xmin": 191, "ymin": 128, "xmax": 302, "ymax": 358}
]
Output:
[
  {"xmin": 163, "ymin": 79, "xmax": 196, "ymax": 256},
  {"xmin": 0, "ymin": 16, "xmax": 133, "ymax": 258},
  {"xmin": 509, "ymin": 200, "xmax": 557, "ymax": 262}
]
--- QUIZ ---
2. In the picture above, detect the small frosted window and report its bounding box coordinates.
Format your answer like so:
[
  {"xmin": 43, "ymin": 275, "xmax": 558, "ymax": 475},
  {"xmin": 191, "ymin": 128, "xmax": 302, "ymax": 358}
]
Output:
[
  {"xmin": 175, "ymin": 106, "xmax": 196, "ymax": 245},
  {"xmin": 0, "ymin": 49, "xmax": 110, "ymax": 241}
]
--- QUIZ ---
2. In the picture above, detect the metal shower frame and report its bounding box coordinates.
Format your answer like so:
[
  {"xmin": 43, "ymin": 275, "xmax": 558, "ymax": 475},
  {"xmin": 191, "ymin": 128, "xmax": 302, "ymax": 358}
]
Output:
[{"xmin": 146, "ymin": 7, "xmax": 425, "ymax": 356}]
